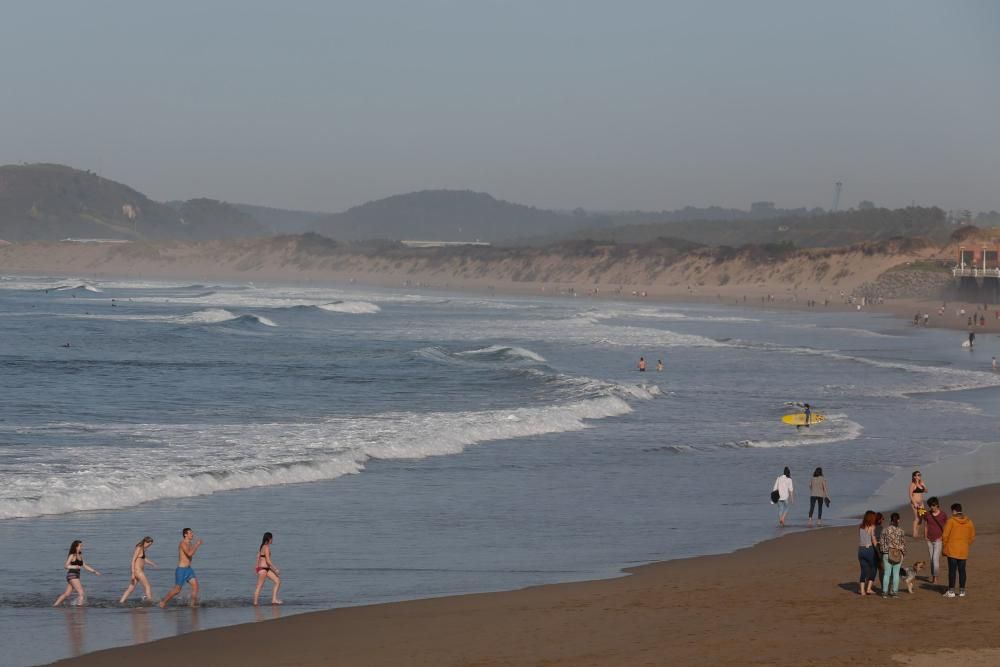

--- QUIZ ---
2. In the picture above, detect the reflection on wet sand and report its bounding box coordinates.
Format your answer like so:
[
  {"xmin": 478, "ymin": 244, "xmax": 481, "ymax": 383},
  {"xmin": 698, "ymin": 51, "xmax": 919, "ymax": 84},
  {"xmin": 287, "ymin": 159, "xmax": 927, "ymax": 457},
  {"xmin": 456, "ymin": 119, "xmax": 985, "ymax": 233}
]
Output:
[
  {"xmin": 254, "ymin": 604, "xmax": 283, "ymax": 623},
  {"xmin": 61, "ymin": 608, "xmax": 86, "ymax": 657},
  {"xmin": 129, "ymin": 608, "xmax": 151, "ymax": 645},
  {"xmin": 173, "ymin": 606, "xmax": 201, "ymax": 636}
]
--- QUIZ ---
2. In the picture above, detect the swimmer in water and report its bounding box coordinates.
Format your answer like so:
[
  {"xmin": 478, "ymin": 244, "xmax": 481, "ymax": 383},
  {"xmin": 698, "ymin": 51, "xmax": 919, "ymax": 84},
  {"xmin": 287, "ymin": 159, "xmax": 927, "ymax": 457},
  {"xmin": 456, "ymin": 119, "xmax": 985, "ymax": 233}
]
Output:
[
  {"xmin": 656, "ymin": 359, "xmax": 664, "ymax": 372},
  {"xmin": 638, "ymin": 357, "xmax": 646, "ymax": 372}
]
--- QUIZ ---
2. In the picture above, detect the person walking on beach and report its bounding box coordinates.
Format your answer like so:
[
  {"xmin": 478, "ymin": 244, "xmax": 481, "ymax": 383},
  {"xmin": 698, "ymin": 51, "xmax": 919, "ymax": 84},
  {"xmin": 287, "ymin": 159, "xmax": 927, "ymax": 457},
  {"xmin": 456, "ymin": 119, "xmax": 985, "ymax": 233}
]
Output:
[
  {"xmin": 922, "ymin": 497, "xmax": 948, "ymax": 586},
  {"xmin": 159, "ymin": 528, "xmax": 203, "ymax": 608},
  {"xmin": 253, "ymin": 532, "xmax": 283, "ymax": 606},
  {"xmin": 807, "ymin": 467, "xmax": 829, "ymax": 527},
  {"xmin": 942, "ymin": 503, "xmax": 976, "ymax": 598},
  {"xmin": 772, "ymin": 467, "xmax": 794, "ymax": 527},
  {"xmin": 879, "ymin": 513, "xmax": 906, "ymax": 598},
  {"xmin": 909, "ymin": 471, "xmax": 928, "ymax": 538},
  {"xmin": 119, "ymin": 536, "xmax": 158, "ymax": 604},
  {"xmin": 53, "ymin": 540, "xmax": 101, "ymax": 606},
  {"xmin": 858, "ymin": 511, "xmax": 879, "ymax": 596}
]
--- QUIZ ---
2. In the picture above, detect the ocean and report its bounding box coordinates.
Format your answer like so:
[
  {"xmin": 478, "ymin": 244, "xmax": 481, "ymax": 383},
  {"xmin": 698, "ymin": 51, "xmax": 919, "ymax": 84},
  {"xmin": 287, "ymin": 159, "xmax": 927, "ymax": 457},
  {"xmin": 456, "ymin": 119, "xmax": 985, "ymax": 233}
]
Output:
[{"xmin": 1, "ymin": 275, "xmax": 998, "ymax": 666}]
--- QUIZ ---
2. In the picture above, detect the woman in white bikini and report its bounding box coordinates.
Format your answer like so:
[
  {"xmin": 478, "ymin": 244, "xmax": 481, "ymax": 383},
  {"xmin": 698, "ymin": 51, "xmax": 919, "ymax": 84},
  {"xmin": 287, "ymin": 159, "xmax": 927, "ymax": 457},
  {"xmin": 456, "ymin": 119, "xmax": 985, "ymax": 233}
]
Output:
[
  {"xmin": 119, "ymin": 536, "xmax": 159, "ymax": 604},
  {"xmin": 253, "ymin": 532, "xmax": 283, "ymax": 606}
]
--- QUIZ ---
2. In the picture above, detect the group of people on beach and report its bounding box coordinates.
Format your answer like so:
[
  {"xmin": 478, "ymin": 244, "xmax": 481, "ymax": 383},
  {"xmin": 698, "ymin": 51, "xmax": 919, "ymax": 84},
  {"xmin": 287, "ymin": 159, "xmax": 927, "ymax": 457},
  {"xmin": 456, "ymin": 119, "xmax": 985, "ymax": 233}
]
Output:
[
  {"xmin": 53, "ymin": 528, "xmax": 283, "ymax": 608},
  {"xmin": 771, "ymin": 468, "xmax": 977, "ymax": 599}
]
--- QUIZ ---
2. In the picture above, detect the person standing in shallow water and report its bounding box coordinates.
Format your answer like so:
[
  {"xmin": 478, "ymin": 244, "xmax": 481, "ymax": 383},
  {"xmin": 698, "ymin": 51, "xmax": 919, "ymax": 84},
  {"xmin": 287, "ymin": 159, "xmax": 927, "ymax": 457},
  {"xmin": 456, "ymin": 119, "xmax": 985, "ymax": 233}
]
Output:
[
  {"xmin": 119, "ymin": 536, "xmax": 158, "ymax": 604},
  {"xmin": 807, "ymin": 467, "xmax": 828, "ymax": 527},
  {"xmin": 772, "ymin": 467, "xmax": 793, "ymax": 527},
  {"xmin": 54, "ymin": 540, "xmax": 101, "ymax": 606},
  {"xmin": 253, "ymin": 532, "xmax": 283, "ymax": 606},
  {"xmin": 159, "ymin": 528, "xmax": 203, "ymax": 608},
  {"xmin": 637, "ymin": 357, "xmax": 646, "ymax": 372}
]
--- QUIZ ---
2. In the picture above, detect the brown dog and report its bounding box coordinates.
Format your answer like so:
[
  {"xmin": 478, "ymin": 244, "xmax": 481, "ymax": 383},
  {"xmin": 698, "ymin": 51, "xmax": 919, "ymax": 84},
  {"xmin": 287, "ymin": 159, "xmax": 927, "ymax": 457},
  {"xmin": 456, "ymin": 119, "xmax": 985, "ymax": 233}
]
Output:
[{"xmin": 902, "ymin": 561, "xmax": 926, "ymax": 593}]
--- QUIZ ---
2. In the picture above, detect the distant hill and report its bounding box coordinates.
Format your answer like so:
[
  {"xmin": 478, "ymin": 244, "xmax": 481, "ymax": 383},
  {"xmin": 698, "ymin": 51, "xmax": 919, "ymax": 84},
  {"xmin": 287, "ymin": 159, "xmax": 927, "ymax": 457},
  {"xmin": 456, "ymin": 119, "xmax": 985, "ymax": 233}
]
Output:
[
  {"xmin": 309, "ymin": 190, "xmax": 579, "ymax": 242},
  {"xmin": 232, "ymin": 203, "xmax": 327, "ymax": 234},
  {"xmin": 0, "ymin": 164, "xmax": 265, "ymax": 241},
  {"xmin": 526, "ymin": 206, "xmax": 952, "ymax": 249},
  {"xmin": 172, "ymin": 199, "xmax": 270, "ymax": 240}
]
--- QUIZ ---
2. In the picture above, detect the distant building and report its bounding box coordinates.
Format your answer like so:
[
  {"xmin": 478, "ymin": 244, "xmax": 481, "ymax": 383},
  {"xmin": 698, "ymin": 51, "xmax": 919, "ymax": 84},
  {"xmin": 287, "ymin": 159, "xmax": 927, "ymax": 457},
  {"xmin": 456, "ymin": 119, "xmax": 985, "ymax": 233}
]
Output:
[
  {"xmin": 750, "ymin": 201, "xmax": 776, "ymax": 214},
  {"xmin": 401, "ymin": 240, "xmax": 491, "ymax": 248}
]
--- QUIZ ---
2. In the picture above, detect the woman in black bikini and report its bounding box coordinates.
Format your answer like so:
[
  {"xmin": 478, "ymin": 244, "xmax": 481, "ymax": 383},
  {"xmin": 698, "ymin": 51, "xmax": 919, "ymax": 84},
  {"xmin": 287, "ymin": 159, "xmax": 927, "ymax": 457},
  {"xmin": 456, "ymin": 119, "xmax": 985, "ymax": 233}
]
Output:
[
  {"xmin": 119, "ymin": 536, "xmax": 159, "ymax": 604},
  {"xmin": 253, "ymin": 532, "xmax": 283, "ymax": 606},
  {"xmin": 53, "ymin": 540, "xmax": 101, "ymax": 606},
  {"xmin": 909, "ymin": 471, "xmax": 928, "ymax": 538}
]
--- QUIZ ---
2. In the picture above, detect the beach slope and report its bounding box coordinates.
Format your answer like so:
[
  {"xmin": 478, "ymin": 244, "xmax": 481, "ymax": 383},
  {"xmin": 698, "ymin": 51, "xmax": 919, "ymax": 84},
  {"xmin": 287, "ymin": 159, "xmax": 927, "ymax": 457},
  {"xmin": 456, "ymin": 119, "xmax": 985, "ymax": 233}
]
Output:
[{"xmin": 54, "ymin": 485, "xmax": 1000, "ymax": 667}]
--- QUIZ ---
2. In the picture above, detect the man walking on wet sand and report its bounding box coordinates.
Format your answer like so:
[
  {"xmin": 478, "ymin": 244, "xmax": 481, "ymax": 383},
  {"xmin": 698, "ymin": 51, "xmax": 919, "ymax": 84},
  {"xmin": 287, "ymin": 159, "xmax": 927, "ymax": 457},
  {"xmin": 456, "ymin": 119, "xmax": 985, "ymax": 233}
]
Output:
[{"xmin": 159, "ymin": 528, "xmax": 203, "ymax": 607}]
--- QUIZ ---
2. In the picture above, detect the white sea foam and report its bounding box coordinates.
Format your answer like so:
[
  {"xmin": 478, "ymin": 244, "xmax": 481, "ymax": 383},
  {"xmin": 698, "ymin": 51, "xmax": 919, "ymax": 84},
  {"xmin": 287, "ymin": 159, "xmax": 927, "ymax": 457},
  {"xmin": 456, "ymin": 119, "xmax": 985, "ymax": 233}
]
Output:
[
  {"xmin": 0, "ymin": 391, "xmax": 649, "ymax": 519},
  {"xmin": 176, "ymin": 308, "xmax": 240, "ymax": 324},
  {"xmin": 734, "ymin": 414, "xmax": 864, "ymax": 449},
  {"xmin": 456, "ymin": 345, "xmax": 547, "ymax": 363},
  {"xmin": 317, "ymin": 301, "xmax": 381, "ymax": 314}
]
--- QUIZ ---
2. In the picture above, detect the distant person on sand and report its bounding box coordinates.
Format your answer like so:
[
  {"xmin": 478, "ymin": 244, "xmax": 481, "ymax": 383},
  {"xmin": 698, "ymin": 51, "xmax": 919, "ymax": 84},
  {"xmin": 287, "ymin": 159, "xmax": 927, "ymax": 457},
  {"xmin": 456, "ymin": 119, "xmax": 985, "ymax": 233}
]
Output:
[
  {"xmin": 873, "ymin": 512, "xmax": 886, "ymax": 584},
  {"xmin": 909, "ymin": 471, "xmax": 927, "ymax": 538},
  {"xmin": 969, "ymin": 331, "xmax": 975, "ymax": 348},
  {"xmin": 119, "ymin": 536, "xmax": 158, "ymax": 604},
  {"xmin": 857, "ymin": 511, "xmax": 879, "ymax": 596},
  {"xmin": 638, "ymin": 357, "xmax": 646, "ymax": 372},
  {"xmin": 879, "ymin": 512, "xmax": 906, "ymax": 598},
  {"xmin": 993, "ymin": 356, "xmax": 997, "ymax": 372},
  {"xmin": 941, "ymin": 503, "xmax": 976, "ymax": 598},
  {"xmin": 159, "ymin": 528, "xmax": 203, "ymax": 608},
  {"xmin": 54, "ymin": 540, "xmax": 101, "ymax": 606},
  {"xmin": 655, "ymin": 359, "xmax": 663, "ymax": 372},
  {"xmin": 921, "ymin": 497, "xmax": 948, "ymax": 586},
  {"xmin": 807, "ymin": 467, "xmax": 829, "ymax": 527},
  {"xmin": 253, "ymin": 532, "xmax": 283, "ymax": 606},
  {"xmin": 771, "ymin": 467, "xmax": 794, "ymax": 527}
]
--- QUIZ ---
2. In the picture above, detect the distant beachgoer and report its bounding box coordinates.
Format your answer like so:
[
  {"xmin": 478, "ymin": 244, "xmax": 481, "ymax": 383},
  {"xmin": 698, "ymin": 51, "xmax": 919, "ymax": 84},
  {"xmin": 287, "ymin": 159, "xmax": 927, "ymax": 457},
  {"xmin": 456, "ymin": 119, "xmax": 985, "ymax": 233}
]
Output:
[
  {"xmin": 53, "ymin": 540, "xmax": 101, "ymax": 606},
  {"xmin": 923, "ymin": 313, "xmax": 929, "ymax": 325},
  {"xmin": 772, "ymin": 467, "xmax": 794, "ymax": 527},
  {"xmin": 119, "ymin": 536, "xmax": 158, "ymax": 604},
  {"xmin": 874, "ymin": 512, "xmax": 886, "ymax": 584},
  {"xmin": 909, "ymin": 471, "xmax": 927, "ymax": 538},
  {"xmin": 967, "ymin": 316, "xmax": 973, "ymax": 327},
  {"xmin": 879, "ymin": 512, "xmax": 906, "ymax": 598},
  {"xmin": 858, "ymin": 511, "xmax": 879, "ymax": 596},
  {"xmin": 980, "ymin": 314, "xmax": 985, "ymax": 327},
  {"xmin": 913, "ymin": 314, "xmax": 919, "ymax": 326},
  {"xmin": 942, "ymin": 503, "xmax": 976, "ymax": 598},
  {"xmin": 159, "ymin": 528, "xmax": 203, "ymax": 608},
  {"xmin": 655, "ymin": 359, "xmax": 663, "ymax": 372},
  {"xmin": 969, "ymin": 331, "xmax": 975, "ymax": 348},
  {"xmin": 638, "ymin": 357, "xmax": 646, "ymax": 372},
  {"xmin": 992, "ymin": 357, "xmax": 997, "ymax": 372},
  {"xmin": 807, "ymin": 467, "xmax": 829, "ymax": 527},
  {"xmin": 922, "ymin": 497, "xmax": 948, "ymax": 586},
  {"xmin": 253, "ymin": 532, "xmax": 283, "ymax": 606}
]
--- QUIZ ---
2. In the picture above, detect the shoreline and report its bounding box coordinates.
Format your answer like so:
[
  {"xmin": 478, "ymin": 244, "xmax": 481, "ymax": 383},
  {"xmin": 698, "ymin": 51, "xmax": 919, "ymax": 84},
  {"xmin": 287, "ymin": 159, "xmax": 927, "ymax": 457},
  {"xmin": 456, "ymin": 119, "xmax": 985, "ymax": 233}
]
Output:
[{"xmin": 55, "ymin": 482, "xmax": 1000, "ymax": 666}]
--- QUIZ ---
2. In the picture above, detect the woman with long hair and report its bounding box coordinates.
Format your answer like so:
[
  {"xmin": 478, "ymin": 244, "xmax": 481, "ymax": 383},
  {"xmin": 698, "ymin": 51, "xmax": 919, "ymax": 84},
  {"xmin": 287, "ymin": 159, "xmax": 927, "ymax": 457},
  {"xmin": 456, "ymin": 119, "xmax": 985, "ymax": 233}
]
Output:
[
  {"xmin": 119, "ymin": 536, "xmax": 159, "ymax": 604},
  {"xmin": 53, "ymin": 540, "xmax": 101, "ymax": 606},
  {"xmin": 909, "ymin": 470, "xmax": 928, "ymax": 538},
  {"xmin": 857, "ymin": 511, "xmax": 878, "ymax": 596},
  {"xmin": 253, "ymin": 532, "xmax": 283, "ymax": 606},
  {"xmin": 807, "ymin": 467, "xmax": 829, "ymax": 527}
]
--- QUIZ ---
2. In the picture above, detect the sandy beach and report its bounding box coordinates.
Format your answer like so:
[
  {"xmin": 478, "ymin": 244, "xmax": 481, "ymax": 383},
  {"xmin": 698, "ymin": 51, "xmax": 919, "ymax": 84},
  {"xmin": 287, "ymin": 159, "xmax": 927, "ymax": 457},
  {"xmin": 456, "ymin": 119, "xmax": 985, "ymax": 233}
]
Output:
[{"xmin": 52, "ymin": 483, "xmax": 999, "ymax": 667}]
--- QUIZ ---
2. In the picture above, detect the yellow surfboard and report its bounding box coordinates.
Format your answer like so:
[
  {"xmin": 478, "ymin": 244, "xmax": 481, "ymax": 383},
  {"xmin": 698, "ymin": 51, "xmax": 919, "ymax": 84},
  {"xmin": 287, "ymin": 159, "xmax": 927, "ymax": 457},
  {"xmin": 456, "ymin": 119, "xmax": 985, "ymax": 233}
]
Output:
[{"xmin": 782, "ymin": 413, "xmax": 825, "ymax": 426}]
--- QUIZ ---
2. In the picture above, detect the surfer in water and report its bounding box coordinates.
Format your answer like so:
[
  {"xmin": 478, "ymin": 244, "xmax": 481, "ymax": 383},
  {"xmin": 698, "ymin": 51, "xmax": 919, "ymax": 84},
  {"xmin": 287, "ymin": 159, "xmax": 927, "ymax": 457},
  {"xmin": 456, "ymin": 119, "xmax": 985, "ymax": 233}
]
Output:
[{"xmin": 799, "ymin": 403, "xmax": 812, "ymax": 429}]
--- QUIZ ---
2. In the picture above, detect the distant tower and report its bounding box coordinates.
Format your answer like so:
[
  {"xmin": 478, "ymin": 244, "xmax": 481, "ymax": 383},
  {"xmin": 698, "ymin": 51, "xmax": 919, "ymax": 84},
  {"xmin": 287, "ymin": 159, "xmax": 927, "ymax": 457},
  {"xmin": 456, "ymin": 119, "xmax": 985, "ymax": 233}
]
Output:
[{"xmin": 832, "ymin": 181, "xmax": 843, "ymax": 212}]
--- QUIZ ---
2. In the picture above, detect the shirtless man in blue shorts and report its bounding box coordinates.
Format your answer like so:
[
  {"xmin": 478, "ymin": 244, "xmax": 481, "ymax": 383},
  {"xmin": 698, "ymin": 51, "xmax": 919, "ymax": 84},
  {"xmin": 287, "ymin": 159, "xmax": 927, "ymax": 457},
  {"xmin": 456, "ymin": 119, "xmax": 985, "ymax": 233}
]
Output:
[{"xmin": 159, "ymin": 528, "xmax": 203, "ymax": 607}]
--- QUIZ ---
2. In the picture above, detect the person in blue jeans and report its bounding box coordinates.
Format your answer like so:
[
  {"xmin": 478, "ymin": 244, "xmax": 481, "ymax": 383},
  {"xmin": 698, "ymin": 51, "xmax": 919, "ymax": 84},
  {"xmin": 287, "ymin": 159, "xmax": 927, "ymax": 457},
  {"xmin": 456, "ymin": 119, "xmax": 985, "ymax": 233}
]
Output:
[
  {"xmin": 879, "ymin": 512, "xmax": 906, "ymax": 598},
  {"xmin": 858, "ymin": 511, "xmax": 878, "ymax": 596}
]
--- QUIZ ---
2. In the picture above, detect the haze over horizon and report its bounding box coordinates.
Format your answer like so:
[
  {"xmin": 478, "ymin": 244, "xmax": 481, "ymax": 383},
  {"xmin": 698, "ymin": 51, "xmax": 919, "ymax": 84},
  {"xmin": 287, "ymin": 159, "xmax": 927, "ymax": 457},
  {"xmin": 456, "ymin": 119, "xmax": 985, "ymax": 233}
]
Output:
[{"xmin": 2, "ymin": 1, "xmax": 997, "ymax": 214}]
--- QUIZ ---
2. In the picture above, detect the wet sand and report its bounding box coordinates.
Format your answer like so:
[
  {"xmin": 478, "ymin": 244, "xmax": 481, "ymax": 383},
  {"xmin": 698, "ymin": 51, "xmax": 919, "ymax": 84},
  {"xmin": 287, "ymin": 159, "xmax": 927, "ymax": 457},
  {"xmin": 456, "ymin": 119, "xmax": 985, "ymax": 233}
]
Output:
[{"xmin": 54, "ymin": 484, "xmax": 1000, "ymax": 667}]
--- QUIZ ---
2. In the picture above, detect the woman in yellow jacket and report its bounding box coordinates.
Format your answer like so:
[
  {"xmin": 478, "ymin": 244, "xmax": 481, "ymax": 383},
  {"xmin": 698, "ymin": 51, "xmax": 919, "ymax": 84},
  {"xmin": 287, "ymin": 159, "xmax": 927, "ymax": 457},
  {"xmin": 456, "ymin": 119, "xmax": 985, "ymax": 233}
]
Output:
[{"xmin": 941, "ymin": 502, "xmax": 976, "ymax": 598}]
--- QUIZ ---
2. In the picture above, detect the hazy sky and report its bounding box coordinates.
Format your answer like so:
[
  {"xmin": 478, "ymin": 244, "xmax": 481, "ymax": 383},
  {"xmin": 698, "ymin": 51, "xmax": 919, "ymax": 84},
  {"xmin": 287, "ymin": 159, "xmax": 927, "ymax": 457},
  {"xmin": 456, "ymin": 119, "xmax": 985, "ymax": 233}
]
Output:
[{"xmin": 2, "ymin": 1, "xmax": 997, "ymax": 213}]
